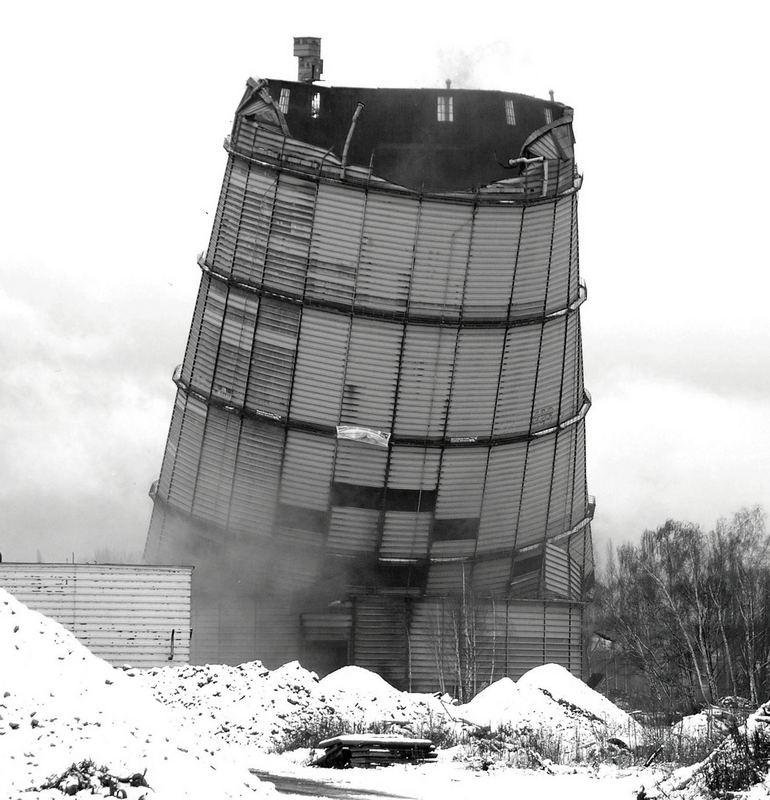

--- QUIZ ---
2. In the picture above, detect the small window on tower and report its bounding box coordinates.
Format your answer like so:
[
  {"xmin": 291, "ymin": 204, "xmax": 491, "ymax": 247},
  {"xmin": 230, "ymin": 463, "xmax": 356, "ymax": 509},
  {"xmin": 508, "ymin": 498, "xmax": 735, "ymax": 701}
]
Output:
[
  {"xmin": 278, "ymin": 88, "xmax": 290, "ymax": 114},
  {"xmin": 505, "ymin": 98, "xmax": 516, "ymax": 125},
  {"xmin": 311, "ymin": 92, "xmax": 321, "ymax": 118},
  {"xmin": 437, "ymin": 95, "xmax": 454, "ymax": 122},
  {"xmin": 544, "ymin": 107, "xmax": 553, "ymax": 124}
]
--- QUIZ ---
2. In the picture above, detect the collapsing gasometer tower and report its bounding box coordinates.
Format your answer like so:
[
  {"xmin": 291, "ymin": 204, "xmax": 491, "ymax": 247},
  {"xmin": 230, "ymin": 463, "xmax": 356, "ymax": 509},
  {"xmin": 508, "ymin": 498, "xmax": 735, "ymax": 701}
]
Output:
[{"xmin": 145, "ymin": 40, "xmax": 594, "ymax": 691}]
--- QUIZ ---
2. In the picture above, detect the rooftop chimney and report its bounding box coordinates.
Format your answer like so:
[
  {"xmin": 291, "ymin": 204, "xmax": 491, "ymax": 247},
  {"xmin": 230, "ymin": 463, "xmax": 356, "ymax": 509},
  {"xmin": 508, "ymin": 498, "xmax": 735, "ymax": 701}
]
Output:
[{"xmin": 293, "ymin": 37, "xmax": 323, "ymax": 83}]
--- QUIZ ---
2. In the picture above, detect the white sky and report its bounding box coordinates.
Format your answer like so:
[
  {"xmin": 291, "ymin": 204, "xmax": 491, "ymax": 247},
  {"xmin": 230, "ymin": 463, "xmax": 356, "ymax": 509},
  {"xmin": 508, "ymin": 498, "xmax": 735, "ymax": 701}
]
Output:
[{"xmin": 1, "ymin": 0, "xmax": 768, "ymax": 565}]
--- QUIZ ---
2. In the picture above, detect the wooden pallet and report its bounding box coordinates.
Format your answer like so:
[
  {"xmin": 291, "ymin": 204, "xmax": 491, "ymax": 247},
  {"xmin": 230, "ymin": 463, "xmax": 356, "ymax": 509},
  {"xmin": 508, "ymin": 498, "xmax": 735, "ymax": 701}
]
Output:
[{"xmin": 313, "ymin": 734, "xmax": 437, "ymax": 769}]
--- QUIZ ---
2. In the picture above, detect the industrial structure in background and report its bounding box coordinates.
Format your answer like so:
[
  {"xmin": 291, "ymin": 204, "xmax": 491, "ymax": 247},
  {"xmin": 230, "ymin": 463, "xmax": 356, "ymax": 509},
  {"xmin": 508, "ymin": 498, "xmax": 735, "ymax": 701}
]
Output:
[{"xmin": 144, "ymin": 39, "xmax": 594, "ymax": 692}]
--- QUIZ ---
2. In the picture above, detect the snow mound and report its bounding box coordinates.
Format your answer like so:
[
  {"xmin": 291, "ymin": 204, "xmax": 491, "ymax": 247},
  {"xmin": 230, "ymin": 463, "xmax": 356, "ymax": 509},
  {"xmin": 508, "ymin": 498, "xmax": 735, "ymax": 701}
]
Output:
[
  {"xmin": 655, "ymin": 700, "xmax": 770, "ymax": 798},
  {"xmin": 671, "ymin": 708, "xmax": 734, "ymax": 740},
  {"xmin": 313, "ymin": 666, "xmax": 453, "ymax": 730},
  {"xmin": 0, "ymin": 587, "xmax": 273, "ymax": 799},
  {"xmin": 317, "ymin": 665, "xmax": 401, "ymax": 698},
  {"xmin": 462, "ymin": 676, "xmax": 517, "ymax": 715},
  {"xmin": 457, "ymin": 678, "xmax": 575, "ymax": 733},
  {"xmin": 140, "ymin": 659, "xmax": 457, "ymax": 749},
  {"xmin": 134, "ymin": 658, "xmax": 322, "ymax": 749},
  {"xmin": 518, "ymin": 663, "xmax": 641, "ymax": 738},
  {"xmin": 453, "ymin": 667, "xmax": 643, "ymax": 757}
]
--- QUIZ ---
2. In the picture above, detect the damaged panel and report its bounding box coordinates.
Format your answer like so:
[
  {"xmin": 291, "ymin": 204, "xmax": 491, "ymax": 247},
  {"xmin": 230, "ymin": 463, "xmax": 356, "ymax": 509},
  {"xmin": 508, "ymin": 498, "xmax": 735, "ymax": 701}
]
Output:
[
  {"xmin": 206, "ymin": 158, "xmax": 243, "ymax": 276},
  {"xmin": 356, "ymin": 193, "xmax": 418, "ymax": 313},
  {"xmin": 531, "ymin": 317, "xmax": 568, "ymax": 432},
  {"xmin": 516, "ymin": 438, "xmax": 558, "ymax": 548},
  {"xmin": 380, "ymin": 511, "xmax": 432, "ymax": 560},
  {"xmin": 471, "ymin": 558, "xmax": 512, "ymax": 595},
  {"xmin": 328, "ymin": 507, "xmax": 380, "ymax": 555},
  {"xmin": 386, "ymin": 446, "xmax": 441, "ymax": 490},
  {"xmin": 425, "ymin": 561, "xmax": 468, "ymax": 596},
  {"xmin": 231, "ymin": 165, "xmax": 277, "ymax": 285},
  {"xmin": 410, "ymin": 200, "xmax": 471, "ymax": 317},
  {"xmin": 544, "ymin": 196, "xmax": 576, "ymax": 314},
  {"xmin": 264, "ymin": 173, "xmax": 316, "ymax": 295},
  {"xmin": 494, "ymin": 325, "xmax": 541, "ymax": 436},
  {"xmin": 394, "ymin": 326, "xmax": 456, "ymax": 437},
  {"xmin": 333, "ymin": 439, "xmax": 388, "ymax": 487},
  {"xmin": 166, "ymin": 394, "xmax": 207, "ymax": 514},
  {"xmin": 477, "ymin": 442, "xmax": 527, "ymax": 554},
  {"xmin": 188, "ymin": 278, "xmax": 228, "ymax": 396},
  {"xmin": 181, "ymin": 276, "xmax": 210, "ymax": 383},
  {"xmin": 544, "ymin": 543, "xmax": 582, "ymax": 601},
  {"xmin": 435, "ymin": 448, "xmax": 488, "ymax": 520},
  {"xmin": 307, "ymin": 183, "xmax": 366, "ymax": 304},
  {"xmin": 546, "ymin": 428, "xmax": 576, "ymax": 537},
  {"xmin": 571, "ymin": 422, "xmax": 589, "ymax": 528},
  {"xmin": 247, "ymin": 296, "xmax": 299, "ymax": 419},
  {"xmin": 559, "ymin": 314, "xmax": 581, "ymax": 422},
  {"xmin": 156, "ymin": 390, "xmax": 186, "ymax": 499},
  {"xmin": 446, "ymin": 328, "xmax": 505, "ymax": 438},
  {"xmin": 464, "ymin": 205, "xmax": 520, "ymax": 319},
  {"xmin": 229, "ymin": 419, "xmax": 284, "ymax": 537},
  {"xmin": 192, "ymin": 407, "xmax": 240, "ymax": 524},
  {"xmin": 212, "ymin": 288, "xmax": 259, "ymax": 407},
  {"xmin": 510, "ymin": 203, "xmax": 554, "ymax": 318},
  {"xmin": 340, "ymin": 318, "xmax": 401, "ymax": 430},
  {"xmin": 290, "ymin": 309, "xmax": 349, "ymax": 425},
  {"xmin": 279, "ymin": 430, "xmax": 335, "ymax": 510}
]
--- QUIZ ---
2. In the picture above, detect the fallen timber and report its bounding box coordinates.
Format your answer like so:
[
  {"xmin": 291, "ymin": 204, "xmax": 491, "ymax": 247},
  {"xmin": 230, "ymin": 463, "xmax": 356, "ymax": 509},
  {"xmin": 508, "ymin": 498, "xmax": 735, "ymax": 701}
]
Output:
[{"xmin": 313, "ymin": 734, "xmax": 437, "ymax": 769}]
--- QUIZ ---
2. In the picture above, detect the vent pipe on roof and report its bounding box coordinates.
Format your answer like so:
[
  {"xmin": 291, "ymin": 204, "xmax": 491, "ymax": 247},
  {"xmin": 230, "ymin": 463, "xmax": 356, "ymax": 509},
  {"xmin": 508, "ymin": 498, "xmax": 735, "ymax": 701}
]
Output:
[
  {"xmin": 294, "ymin": 37, "xmax": 323, "ymax": 83},
  {"xmin": 341, "ymin": 103, "xmax": 365, "ymax": 179}
]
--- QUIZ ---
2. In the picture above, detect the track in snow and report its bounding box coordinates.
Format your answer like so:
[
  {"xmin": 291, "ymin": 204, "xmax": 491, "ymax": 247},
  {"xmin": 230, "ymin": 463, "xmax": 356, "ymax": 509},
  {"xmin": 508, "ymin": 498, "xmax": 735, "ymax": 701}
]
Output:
[{"xmin": 250, "ymin": 770, "xmax": 416, "ymax": 800}]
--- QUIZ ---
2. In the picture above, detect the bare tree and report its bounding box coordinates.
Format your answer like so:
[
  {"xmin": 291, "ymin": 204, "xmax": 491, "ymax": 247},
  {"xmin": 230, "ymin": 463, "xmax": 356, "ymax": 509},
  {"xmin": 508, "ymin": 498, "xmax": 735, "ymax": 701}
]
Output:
[{"xmin": 598, "ymin": 507, "xmax": 770, "ymax": 711}]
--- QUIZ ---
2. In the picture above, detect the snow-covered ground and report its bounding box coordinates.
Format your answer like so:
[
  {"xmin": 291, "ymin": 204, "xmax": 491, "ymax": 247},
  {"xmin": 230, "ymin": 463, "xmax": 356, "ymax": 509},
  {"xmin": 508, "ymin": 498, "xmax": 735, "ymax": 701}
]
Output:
[
  {"xmin": 2, "ymin": 585, "xmax": 768, "ymax": 799},
  {"xmin": 0, "ymin": 588, "xmax": 271, "ymax": 799}
]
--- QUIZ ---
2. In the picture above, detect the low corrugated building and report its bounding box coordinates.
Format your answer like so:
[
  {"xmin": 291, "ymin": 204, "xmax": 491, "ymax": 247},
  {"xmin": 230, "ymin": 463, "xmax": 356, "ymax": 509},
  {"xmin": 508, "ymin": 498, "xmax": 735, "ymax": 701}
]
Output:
[{"xmin": 0, "ymin": 563, "xmax": 192, "ymax": 667}]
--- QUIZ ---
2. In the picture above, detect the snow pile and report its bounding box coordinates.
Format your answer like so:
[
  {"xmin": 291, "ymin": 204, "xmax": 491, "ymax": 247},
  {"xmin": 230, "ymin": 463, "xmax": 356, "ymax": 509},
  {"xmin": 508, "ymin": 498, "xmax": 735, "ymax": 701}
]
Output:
[
  {"xmin": 315, "ymin": 666, "xmax": 451, "ymax": 730},
  {"xmin": 138, "ymin": 658, "xmax": 637, "ymax": 761},
  {"xmin": 456, "ymin": 677, "xmax": 566, "ymax": 731},
  {"xmin": 138, "ymin": 662, "xmax": 455, "ymax": 750},
  {"xmin": 454, "ymin": 665, "xmax": 642, "ymax": 757},
  {"xmin": 654, "ymin": 701, "xmax": 770, "ymax": 799},
  {"xmin": 133, "ymin": 659, "xmax": 324, "ymax": 750},
  {"xmin": 316, "ymin": 665, "xmax": 398, "ymax": 697},
  {"xmin": 518, "ymin": 664, "xmax": 642, "ymax": 740},
  {"xmin": 671, "ymin": 708, "xmax": 734, "ymax": 740},
  {"xmin": 0, "ymin": 587, "xmax": 273, "ymax": 799}
]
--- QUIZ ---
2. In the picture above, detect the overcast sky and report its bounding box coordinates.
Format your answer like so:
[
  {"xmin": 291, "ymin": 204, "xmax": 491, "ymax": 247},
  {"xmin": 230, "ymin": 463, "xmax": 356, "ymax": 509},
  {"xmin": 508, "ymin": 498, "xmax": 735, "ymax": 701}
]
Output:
[{"xmin": 1, "ymin": 1, "xmax": 768, "ymax": 565}]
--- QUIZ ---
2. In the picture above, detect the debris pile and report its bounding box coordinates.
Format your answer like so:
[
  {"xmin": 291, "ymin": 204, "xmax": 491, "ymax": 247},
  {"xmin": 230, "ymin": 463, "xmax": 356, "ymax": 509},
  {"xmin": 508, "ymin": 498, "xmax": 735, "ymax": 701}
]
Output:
[{"xmin": 36, "ymin": 759, "xmax": 149, "ymax": 797}]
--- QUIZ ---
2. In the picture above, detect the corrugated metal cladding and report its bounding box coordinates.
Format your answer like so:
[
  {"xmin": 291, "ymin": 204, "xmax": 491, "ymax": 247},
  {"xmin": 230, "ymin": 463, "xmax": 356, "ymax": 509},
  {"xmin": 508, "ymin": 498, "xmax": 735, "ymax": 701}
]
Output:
[
  {"xmin": 144, "ymin": 75, "xmax": 593, "ymax": 684},
  {"xmin": 0, "ymin": 564, "xmax": 192, "ymax": 668},
  {"xmin": 404, "ymin": 597, "xmax": 583, "ymax": 693}
]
